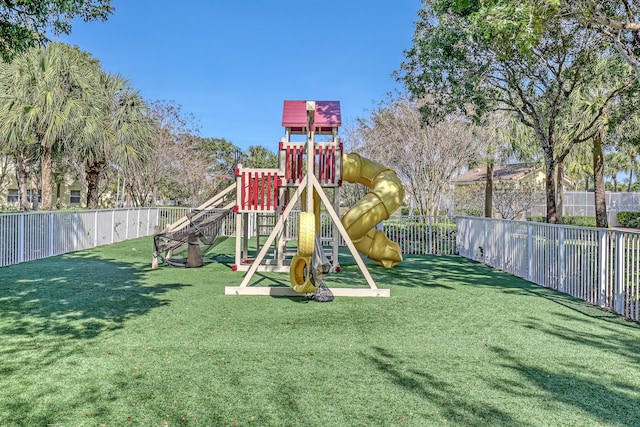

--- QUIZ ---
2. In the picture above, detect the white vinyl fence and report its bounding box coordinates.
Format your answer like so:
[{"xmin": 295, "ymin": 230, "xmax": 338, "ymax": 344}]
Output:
[
  {"xmin": 0, "ymin": 208, "xmax": 457, "ymax": 268},
  {"xmin": 4, "ymin": 207, "xmax": 640, "ymax": 321},
  {"xmin": 0, "ymin": 208, "xmax": 159, "ymax": 267},
  {"xmin": 457, "ymin": 216, "xmax": 640, "ymax": 321}
]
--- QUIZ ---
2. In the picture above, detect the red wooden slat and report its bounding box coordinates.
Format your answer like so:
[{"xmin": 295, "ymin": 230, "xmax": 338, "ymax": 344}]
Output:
[
  {"xmin": 325, "ymin": 146, "xmax": 330, "ymax": 182},
  {"xmin": 285, "ymin": 146, "xmax": 291, "ymax": 183},
  {"xmin": 298, "ymin": 147, "xmax": 303, "ymax": 182},
  {"xmin": 253, "ymin": 173, "xmax": 258, "ymax": 210},
  {"xmin": 260, "ymin": 172, "xmax": 265, "ymax": 210},
  {"xmin": 247, "ymin": 172, "xmax": 252, "ymax": 209},
  {"xmin": 267, "ymin": 173, "xmax": 272, "ymax": 210},
  {"xmin": 273, "ymin": 174, "xmax": 279, "ymax": 209},
  {"xmin": 314, "ymin": 146, "xmax": 318, "ymax": 179},
  {"xmin": 247, "ymin": 172, "xmax": 252, "ymax": 210},
  {"xmin": 320, "ymin": 147, "xmax": 325, "ymax": 182},
  {"xmin": 331, "ymin": 145, "xmax": 336, "ymax": 183}
]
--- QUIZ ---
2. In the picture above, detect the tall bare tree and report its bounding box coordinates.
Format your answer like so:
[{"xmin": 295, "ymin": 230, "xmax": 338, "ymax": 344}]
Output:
[
  {"xmin": 355, "ymin": 95, "xmax": 478, "ymax": 217},
  {"xmin": 125, "ymin": 100, "xmax": 210, "ymax": 206}
]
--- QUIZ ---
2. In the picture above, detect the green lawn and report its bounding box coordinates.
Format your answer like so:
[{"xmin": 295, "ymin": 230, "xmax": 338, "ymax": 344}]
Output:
[{"xmin": 1, "ymin": 237, "xmax": 639, "ymax": 426}]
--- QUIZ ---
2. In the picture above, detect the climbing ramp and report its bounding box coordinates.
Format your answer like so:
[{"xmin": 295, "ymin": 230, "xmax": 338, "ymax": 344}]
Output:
[{"xmin": 152, "ymin": 183, "xmax": 236, "ymax": 268}]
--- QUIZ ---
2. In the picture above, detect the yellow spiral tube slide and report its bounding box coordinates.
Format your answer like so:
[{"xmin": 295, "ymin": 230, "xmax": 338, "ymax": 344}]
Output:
[{"xmin": 341, "ymin": 153, "xmax": 405, "ymax": 268}]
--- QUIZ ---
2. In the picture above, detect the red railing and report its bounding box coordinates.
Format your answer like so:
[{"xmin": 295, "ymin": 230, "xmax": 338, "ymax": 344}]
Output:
[{"xmin": 235, "ymin": 169, "xmax": 280, "ymax": 212}]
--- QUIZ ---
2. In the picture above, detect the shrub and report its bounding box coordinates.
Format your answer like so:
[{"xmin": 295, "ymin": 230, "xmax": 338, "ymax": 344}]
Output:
[
  {"xmin": 526, "ymin": 216, "xmax": 597, "ymax": 227},
  {"xmin": 563, "ymin": 216, "xmax": 597, "ymax": 227},
  {"xmin": 527, "ymin": 216, "xmax": 546, "ymax": 223},
  {"xmin": 617, "ymin": 211, "xmax": 640, "ymax": 228}
]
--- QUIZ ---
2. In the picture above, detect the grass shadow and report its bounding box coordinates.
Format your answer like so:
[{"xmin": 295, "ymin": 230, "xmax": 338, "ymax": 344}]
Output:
[
  {"xmin": 0, "ymin": 251, "xmax": 189, "ymax": 341},
  {"xmin": 486, "ymin": 345, "xmax": 640, "ymax": 426}
]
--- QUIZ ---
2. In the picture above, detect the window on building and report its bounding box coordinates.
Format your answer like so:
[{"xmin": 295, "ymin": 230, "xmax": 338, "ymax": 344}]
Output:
[
  {"xmin": 7, "ymin": 189, "xmax": 18, "ymax": 203},
  {"xmin": 70, "ymin": 190, "xmax": 81, "ymax": 204},
  {"xmin": 27, "ymin": 189, "xmax": 41, "ymax": 203},
  {"xmin": 7, "ymin": 189, "xmax": 41, "ymax": 204}
]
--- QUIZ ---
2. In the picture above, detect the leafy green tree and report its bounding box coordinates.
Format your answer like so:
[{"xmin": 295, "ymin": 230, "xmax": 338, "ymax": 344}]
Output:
[
  {"xmin": 0, "ymin": 42, "xmax": 100, "ymax": 210},
  {"xmin": 399, "ymin": 1, "xmax": 636, "ymax": 223},
  {"xmin": 0, "ymin": 0, "xmax": 113, "ymax": 61},
  {"xmin": 243, "ymin": 145, "xmax": 278, "ymax": 168},
  {"xmin": 572, "ymin": 0, "xmax": 640, "ymax": 84}
]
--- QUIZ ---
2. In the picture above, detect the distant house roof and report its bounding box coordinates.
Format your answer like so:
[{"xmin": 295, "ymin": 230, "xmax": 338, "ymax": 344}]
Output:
[{"xmin": 451, "ymin": 164, "xmax": 535, "ymax": 185}]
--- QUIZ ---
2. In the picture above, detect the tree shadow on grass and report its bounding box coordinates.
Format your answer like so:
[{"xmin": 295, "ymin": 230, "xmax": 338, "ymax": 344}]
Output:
[
  {"xmin": 484, "ymin": 345, "xmax": 640, "ymax": 426},
  {"xmin": 362, "ymin": 346, "xmax": 534, "ymax": 427},
  {"xmin": 333, "ymin": 253, "xmax": 524, "ymax": 290},
  {"xmin": 513, "ymin": 307, "xmax": 640, "ymax": 366},
  {"xmin": 0, "ymin": 251, "xmax": 189, "ymax": 341}
]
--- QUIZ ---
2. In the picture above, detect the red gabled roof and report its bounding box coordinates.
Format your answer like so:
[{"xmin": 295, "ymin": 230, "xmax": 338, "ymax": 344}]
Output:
[
  {"xmin": 314, "ymin": 101, "xmax": 341, "ymax": 127},
  {"xmin": 282, "ymin": 100, "xmax": 341, "ymax": 129},
  {"xmin": 282, "ymin": 100, "xmax": 308, "ymax": 128}
]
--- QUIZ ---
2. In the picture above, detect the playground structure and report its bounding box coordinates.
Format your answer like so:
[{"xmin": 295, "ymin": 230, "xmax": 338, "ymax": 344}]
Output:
[{"xmin": 153, "ymin": 100, "xmax": 404, "ymax": 297}]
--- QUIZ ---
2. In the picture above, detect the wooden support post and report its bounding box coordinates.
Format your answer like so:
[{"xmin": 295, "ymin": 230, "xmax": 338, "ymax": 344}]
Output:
[
  {"xmin": 238, "ymin": 177, "xmax": 307, "ymax": 287},
  {"xmin": 309, "ymin": 174, "xmax": 378, "ymax": 290}
]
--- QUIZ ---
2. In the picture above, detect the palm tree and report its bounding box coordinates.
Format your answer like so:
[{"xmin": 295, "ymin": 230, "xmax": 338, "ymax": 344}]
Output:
[
  {"xmin": 0, "ymin": 42, "xmax": 100, "ymax": 210},
  {"xmin": 605, "ymin": 151, "xmax": 629, "ymax": 192},
  {"xmin": 0, "ymin": 115, "xmax": 38, "ymax": 210},
  {"xmin": 74, "ymin": 72, "xmax": 154, "ymax": 208}
]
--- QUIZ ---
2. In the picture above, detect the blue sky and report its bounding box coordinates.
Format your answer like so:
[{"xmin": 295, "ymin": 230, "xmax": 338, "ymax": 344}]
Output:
[{"xmin": 56, "ymin": 1, "xmax": 422, "ymax": 151}]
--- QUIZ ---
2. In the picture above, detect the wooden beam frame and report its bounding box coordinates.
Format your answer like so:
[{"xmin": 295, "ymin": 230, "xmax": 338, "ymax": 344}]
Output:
[{"xmin": 226, "ymin": 174, "xmax": 389, "ymax": 297}]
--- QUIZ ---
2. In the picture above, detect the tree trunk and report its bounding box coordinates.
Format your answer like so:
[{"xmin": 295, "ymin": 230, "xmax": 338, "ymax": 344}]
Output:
[
  {"xmin": 613, "ymin": 176, "xmax": 618, "ymax": 192},
  {"xmin": 30, "ymin": 179, "xmax": 39, "ymax": 210},
  {"xmin": 40, "ymin": 140, "xmax": 53, "ymax": 211},
  {"xmin": 85, "ymin": 159, "xmax": 106, "ymax": 209},
  {"xmin": 14, "ymin": 153, "xmax": 30, "ymax": 211},
  {"xmin": 628, "ymin": 167, "xmax": 634, "ymax": 192},
  {"xmin": 556, "ymin": 159, "xmax": 565, "ymax": 224},
  {"xmin": 593, "ymin": 131, "xmax": 608, "ymax": 228},
  {"xmin": 55, "ymin": 183, "xmax": 62, "ymax": 209},
  {"xmin": 484, "ymin": 162, "xmax": 494, "ymax": 218},
  {"xmin": 545, "ymin": 157, "xmax": 558, "ymax": 224}
]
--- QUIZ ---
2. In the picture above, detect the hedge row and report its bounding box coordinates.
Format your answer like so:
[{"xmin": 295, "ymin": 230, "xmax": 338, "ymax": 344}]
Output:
[
  {"xmin": 526, "ymin": 216, "xmax": 597, "ymax": 227},
  {"xmin": 616, "ymin": 211, "xmax": 640, "ymax": 228}
]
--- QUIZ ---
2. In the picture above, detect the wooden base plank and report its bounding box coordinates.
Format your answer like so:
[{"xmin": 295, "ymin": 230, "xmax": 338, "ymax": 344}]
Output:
[{"xmin": 224, "ymin": 286, "xmax": 390, "ymax": 297}]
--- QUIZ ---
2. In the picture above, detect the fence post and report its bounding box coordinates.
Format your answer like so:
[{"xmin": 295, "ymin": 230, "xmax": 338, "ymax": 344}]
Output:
[
  {"xmin": 111, "ymin": 210, "xmax": 115, "ymax": 243},
  {"xmin": 136, "ymin": 209, "xmax": 141, "ymax": 238},
  {"xmin": 527, "ymin": 223, "xmax": 533, "ymax": 282},
  {"xmin": 558, "ymin": 227, "xmax": 565, "ymax": 293},
  {"xmin": 598, "ymin": 229, "xmax": 608, "ymax": 307},
  {"xmin": 615, "ymin": 231, "xmax": 625, "ymax": 315},
  {"xmin": 147, "ymin": 208, "xmax": 152, "ymax": 236},
  {"xmin": 73, "ymin": 211, "xmax": 78, "ymax": 251},
  {"xmin": 17, "ymin": 213, "xmax": 24, "ymax": 264},
  {"xmin": 483, "ymin": 219, "xmax": 488, "ymax": 264},
  {"xmin": 94, "ymin": 211, "xmax": 99, "ymax": 247},
  {"xmin": 428, "ymin": 217, "xmax": 433, "ymax": 255},
  {"xmin": 125, "ymin": 209, "xmax": 130, "ymax": 240},
  {"xmin": 502, "ymin": 221, "xmax": 507, "ymax": 271},
  {"xmin": 48, "ymin": 212, "xmax": 54, "ymax": 257}
]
